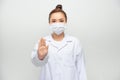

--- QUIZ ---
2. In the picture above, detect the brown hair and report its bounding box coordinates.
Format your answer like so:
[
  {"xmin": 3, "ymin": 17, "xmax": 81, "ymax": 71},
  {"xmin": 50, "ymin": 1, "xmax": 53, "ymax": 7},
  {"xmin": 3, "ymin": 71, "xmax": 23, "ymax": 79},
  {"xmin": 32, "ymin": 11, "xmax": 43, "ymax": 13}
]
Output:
[{"xmin": 49, "ymin": 4, "xmax": 67, "ymax": 22}]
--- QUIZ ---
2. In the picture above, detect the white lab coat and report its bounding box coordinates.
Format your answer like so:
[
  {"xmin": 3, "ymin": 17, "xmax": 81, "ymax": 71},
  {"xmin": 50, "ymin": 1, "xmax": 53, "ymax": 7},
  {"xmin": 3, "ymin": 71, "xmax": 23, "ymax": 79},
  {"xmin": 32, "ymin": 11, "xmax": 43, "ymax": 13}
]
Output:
[{"xmin": 31, "ymin": 35, "xmax": 87, "ymax": 80}]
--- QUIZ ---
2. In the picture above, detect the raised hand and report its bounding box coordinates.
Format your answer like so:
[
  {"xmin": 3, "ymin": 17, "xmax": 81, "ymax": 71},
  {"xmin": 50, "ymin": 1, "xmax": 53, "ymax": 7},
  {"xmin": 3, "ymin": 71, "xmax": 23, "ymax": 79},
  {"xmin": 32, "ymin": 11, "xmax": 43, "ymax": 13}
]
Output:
[{"xmin": 38, "ymin": 38, "xmax": 48, "ymax": 60}]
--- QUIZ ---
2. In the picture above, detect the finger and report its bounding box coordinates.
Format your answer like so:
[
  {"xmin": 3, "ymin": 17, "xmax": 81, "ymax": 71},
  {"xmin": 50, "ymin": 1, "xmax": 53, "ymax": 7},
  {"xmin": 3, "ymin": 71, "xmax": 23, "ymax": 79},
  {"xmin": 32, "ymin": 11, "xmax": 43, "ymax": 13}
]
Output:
[
  {"xmin": 46, "ymin": 45, "xmax": 49, "ymax": 50},
  {"xmin": 43, "ymin": 38, "xmax": 46, "ymax": 46},
  {"xmin": 39, "ymin": 46, "xmax": 46, "ymax": 50},
  {"xmin": 41, "ymin": 38, "xmax": 46, "ymax": 46},
  {"xmin": 39, "ymin": 38, "xmax": 43, "ymax": 47}
]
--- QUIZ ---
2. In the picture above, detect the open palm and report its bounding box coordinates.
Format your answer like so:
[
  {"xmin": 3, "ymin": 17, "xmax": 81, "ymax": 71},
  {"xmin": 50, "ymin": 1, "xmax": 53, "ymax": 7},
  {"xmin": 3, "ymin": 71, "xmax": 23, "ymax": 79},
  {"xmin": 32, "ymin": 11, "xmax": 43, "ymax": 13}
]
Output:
[{"xmin": 38, "ymin": 38, "xmax": 48, "ymax": 60}]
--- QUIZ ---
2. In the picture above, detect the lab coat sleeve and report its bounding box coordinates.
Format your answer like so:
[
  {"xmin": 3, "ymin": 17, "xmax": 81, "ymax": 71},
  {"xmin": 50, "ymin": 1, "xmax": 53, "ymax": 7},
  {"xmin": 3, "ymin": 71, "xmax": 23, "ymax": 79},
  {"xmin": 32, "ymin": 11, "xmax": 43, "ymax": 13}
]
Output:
[
  {"xmin": 31, "ymin": 41, "xmax": 49, "ymax": 67},
  {"xmin": 74, "ymin": 39, "xmax": 87, "ymax": 80}
]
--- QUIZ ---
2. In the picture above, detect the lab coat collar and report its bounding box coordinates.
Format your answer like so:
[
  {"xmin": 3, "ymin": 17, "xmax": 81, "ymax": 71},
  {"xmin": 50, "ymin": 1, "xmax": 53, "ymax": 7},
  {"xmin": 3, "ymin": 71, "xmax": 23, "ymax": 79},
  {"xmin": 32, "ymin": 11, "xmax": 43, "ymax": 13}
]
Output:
[{"xmin": 45, "ymin": 34, "xmax": 72, "ymax": 50}]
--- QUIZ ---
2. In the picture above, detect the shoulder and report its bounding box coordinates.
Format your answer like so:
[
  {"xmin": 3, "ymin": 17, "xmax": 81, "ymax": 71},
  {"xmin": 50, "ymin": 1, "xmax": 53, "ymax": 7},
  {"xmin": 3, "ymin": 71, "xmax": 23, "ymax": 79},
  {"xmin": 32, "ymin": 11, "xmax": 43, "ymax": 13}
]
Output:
[
  {"xmin": 66, "ymin": 35, "xmax": 83, "ymax": 48},
  {"xmin": 66, "ymin": 35, "xmax": 80, "ymax": 43},
  {"xmin": 41, "ymin": 35, "xmax": 81, "ymax": 45}
]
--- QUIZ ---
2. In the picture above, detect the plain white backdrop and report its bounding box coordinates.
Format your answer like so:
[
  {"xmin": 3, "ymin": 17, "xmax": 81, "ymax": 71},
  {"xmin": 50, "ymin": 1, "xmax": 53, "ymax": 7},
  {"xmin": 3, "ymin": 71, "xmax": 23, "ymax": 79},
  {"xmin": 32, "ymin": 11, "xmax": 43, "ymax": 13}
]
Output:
[{"xmin": 0, "ymin": 0, "xmax": 120, "ymax": 80}]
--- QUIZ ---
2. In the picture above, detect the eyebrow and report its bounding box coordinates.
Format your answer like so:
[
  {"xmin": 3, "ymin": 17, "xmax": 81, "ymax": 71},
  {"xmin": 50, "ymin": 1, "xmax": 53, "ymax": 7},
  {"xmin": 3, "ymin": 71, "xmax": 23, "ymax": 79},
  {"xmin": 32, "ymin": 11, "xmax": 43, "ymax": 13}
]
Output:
[
  {"xmin": 51, "ymin": 19, "xmax": 56, "ymax": 20},
  {"xmin": 51, "ymin": 18, "xmax": 64, "ymax": 20},
  {"xmin": 59, "ymin": 18, "xmax": 64, "ymax": 20}
]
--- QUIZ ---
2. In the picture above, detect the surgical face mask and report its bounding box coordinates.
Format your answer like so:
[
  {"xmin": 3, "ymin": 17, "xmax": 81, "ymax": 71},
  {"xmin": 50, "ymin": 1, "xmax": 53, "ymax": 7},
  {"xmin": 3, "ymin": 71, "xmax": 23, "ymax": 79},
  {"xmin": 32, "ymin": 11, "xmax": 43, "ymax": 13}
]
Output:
[{"xmin": 49, "ymin": 23, "xmax": 66, "ymax": 35}]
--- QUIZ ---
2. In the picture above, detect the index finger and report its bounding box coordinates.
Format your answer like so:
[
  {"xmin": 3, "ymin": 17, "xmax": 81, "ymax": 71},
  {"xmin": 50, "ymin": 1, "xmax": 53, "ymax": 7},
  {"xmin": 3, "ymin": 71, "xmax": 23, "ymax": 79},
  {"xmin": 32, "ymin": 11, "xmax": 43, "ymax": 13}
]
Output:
[
  {"xmin": 42, "ymin": 38, "xmax": 46, "ymax": 46},
  {"xmin": 39, "ymin": 38, "xmax": 46, "ymax": 47},
  {"xmin": 39, "ymin": 38, "xmax": 43, "ymax": 47}
]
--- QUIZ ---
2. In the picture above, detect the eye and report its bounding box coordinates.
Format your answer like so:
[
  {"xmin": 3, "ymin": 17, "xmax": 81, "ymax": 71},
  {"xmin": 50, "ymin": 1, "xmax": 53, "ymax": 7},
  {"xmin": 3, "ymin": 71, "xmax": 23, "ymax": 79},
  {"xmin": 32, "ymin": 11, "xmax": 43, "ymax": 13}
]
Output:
[
  {"xmin": 59, "ymin": 20, "xmax": 64, "ymax": 22},
  {"xmin": 51, "ymin": 20, "xmax": 56, "ymax": 23}
]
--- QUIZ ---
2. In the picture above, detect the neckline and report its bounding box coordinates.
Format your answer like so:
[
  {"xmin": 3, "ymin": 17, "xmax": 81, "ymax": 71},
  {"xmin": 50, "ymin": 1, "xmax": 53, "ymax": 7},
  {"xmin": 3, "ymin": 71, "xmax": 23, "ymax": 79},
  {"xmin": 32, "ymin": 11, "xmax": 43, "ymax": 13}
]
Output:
[{"xmin": 50, "ymin": 34, "xmax": 66, "ymax": 42}]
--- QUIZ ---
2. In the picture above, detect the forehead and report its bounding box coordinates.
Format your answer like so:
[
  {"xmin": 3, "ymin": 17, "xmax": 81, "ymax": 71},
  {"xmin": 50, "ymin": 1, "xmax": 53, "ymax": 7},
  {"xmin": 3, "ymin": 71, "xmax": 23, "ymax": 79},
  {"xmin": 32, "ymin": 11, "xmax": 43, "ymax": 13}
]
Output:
[{"xmin": 50, "ymin": 12, "xmax": 65, "ymax": 20}]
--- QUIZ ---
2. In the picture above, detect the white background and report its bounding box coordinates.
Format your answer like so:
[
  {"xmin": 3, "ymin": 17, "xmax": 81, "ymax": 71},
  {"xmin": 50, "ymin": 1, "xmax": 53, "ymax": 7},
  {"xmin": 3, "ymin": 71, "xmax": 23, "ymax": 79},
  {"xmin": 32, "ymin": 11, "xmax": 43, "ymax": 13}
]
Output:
[{"xmin": 0, "ymin": 0, "xmax": 120, "ymax": 80}]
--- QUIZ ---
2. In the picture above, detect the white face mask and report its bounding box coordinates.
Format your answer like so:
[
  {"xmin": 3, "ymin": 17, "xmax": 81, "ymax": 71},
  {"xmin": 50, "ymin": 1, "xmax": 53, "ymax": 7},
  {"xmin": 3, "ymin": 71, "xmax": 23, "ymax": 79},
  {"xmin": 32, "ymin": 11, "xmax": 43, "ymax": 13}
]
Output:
[{"xmin": 49, "ymin": 23, "xmax": 66, "ymax": 35}]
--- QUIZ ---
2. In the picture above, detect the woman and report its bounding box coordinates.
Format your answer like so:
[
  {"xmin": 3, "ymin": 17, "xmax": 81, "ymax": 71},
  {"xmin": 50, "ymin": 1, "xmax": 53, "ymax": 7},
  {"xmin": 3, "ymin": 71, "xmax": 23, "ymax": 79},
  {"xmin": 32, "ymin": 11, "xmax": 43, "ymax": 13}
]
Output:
[{"xmin": 31, "ymin": 4, "xmax": 87, "ymax": 80}]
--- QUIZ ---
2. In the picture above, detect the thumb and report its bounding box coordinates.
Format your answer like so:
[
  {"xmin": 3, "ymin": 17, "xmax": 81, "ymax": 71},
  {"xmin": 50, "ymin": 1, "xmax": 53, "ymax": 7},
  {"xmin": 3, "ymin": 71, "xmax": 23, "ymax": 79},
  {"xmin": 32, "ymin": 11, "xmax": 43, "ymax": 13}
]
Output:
[{"xmin": 46, "ymin": 45, "xmax": 49, "ymax": 50}]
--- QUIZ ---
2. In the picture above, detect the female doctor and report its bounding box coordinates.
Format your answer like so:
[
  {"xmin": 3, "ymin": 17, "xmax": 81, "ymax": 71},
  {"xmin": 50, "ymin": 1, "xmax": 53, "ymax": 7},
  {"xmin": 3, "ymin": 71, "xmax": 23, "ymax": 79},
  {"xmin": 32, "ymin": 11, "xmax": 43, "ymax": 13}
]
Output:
[{"xmin": 31, "ymin": 4, "xmax": 87, "ymax": 80}]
